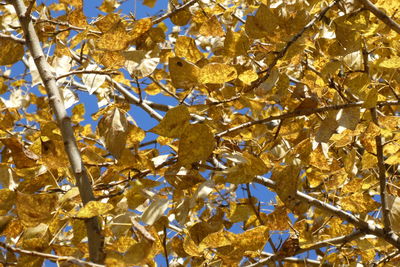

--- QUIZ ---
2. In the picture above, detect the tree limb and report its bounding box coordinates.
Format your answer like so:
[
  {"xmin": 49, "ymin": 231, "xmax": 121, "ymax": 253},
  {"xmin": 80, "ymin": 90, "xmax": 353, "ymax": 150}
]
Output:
[
  {"xmin": 370, "ymin": 108, "xmax": 391, "ymax": 232},
  {"xmin": 216, "ymin": 100, "xmax": 400, "ymax": 137},
  {"xmin": 358, "ymin": 0, "xmax": 400, "ymax": 34},
  {"xmin": 11, "ymin": 0, "xmax": 105, "ymax": 263},
  {"xmin": 255, "ymin": 176, "xmax": 400, "ymax": 249}
]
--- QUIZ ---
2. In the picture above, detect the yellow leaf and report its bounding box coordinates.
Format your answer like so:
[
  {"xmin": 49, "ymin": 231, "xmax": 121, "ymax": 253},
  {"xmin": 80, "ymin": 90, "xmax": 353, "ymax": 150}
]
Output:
[
  {"xmin": 224, "ymin": 30, "xmax": 250, "ymax": 57},
  {"xmin": 200, "ymin": 230, "xmax": 234, "ymax": 250},
  {"xmin": 141, "ymin": 198, "xmax": 169, "ymax": 225},
  {"xmin": 228, "ymin": 201, "xmax": 255, "ymax": 223},
  {"xmin": 126, "ymin": 124, "xmax": 145, "ymax": 146},
  {"xmin": 126, "ymin": 189, "xmax": 147, "ymax": 210},
  {"xmin": 315, "ymin": 117, "xmax": 338, "ymax": 143},
  {"xmin": 306, "ymin": 168, "xmax": 328, "ymax": 188},
  {"xmin": 309, "ymin": 145, "xmax": 330, "ymax": 171},
  {"xmin": 175, "ymin": 36, "xmax": 203, "ymax": 63},
  {"xmin": 245, "ymin": 4, "xmax": 278, "ymax": 39},
  {"xmin": 149, "ymin": 105, "xmax": 190, "ymax": 138},
  {"xmin": 105, "ymin": 252, "xmax": 126, "ymax": 267},
  {"xmin": 199, "ymin": 63, "xmax": 237, "ymax": 84},
  {"xmin": 96, "ymin": 22, "xmax": 130, "ymax": 51},
  {"xmin": 379, "ymin": 56, "xmax": 400, "ymax": 68},
  {"xmin": 97, "ymin": 108, "xmax": 128, "ymax": 159},
  {"xmin": 124, "ymin": 239, "xmax": 154, "ymax": 266},
  {"xmin": 76, "ymin": 201, "xmax": 113, "ymax": 218},
  {"xmin": 164, "ymin": 165, "xmax": 206, "ymax": 189},
  {"xmin": 169, "ymin": 57, "xmax": 199, "ymax": 89},
  {"xmin": 385, "ymin": 151, "xmax": 400, "ymax": 165},
  {"xmin": 361, "ymin": 152, "xmax": 377, "ymax": 169},
  {"xmin": 336, "ymin": 107, "xmax": 360, "ymax": 130},
  {"xmin": 235, "ymin": 226, "xmax": 269, "ymax": 252},
  {"xmin": 67, "ymin": 8, "xmax": 87, "ymax": 28},
  {"xmin": 1, "ymin": 137, "xmax": 38, "ymax": 168},
  {"xmin": 128, "ymin": 18, "xmax": 152, "ymax": 41},
  {"xmin": 360, "ymin": 122, "xmax": 380, "ymax": 153},
  {"xmin": 273, "ymin": 165, "xmax": 302, "ymax": 212},
  {"xmin": 178, "ymin": 124, "xmax": 215, "ymax": 166},
  {"xmin": 238, "ymin": 70, "xmax": 258, "ymax": 85},
  {"xmin": 143, "ymin": 0, "xmax": 157, "ymax": 8},
  {"xmin": 362, "ymin": 88, "xmax": 377, "ymax": 108},
  {"xmin": 388, "ymin": 196, "xmax": 400, "ymax": 232},
  {"xmin": 72, "ymin": 219, "xmax": 86, "ymax": 245},
  {"xmin": 98, "ymin": 0, "xmax": 120, "ymax": 12},
  {"xmin": 71, "ymin": 103, "xmax": 85, "ymax": 124},
  {"xmin": 199, "ymin": 16, "xmax": 225, "ymax": 37},
  {"xmin": 0, "ymin": 189, "xmax": 15, "ymax": 215},
  {"xmin": 183, "ymin": 235, "xmax": 203, "ymax": 256},
  {"xmin": 339, "ymin": 192, "xmax": 379, "ymax": 213},
  {"xmin": 171, "ymin": 9, "xmax": 191, "ymax": 26},
  {"xmin": 344, "ymin": 148, "xmax": 357, "ymax": 175},
  {"xmin": 0, "ymin": 38, "xmax": 24, "ymax": 66},
  {"xmin": 16, "ymin": 192, "xmax": 58, "ymax": 227},
  {"xmin": 225, "ymin": 152, "xmax": 269, "ymax": 184}
]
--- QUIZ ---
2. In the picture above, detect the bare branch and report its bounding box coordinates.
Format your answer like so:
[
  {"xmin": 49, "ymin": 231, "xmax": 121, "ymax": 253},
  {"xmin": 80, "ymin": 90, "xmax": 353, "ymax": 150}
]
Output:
[
  {"xmin": 358, "ymin": 0, "xmax": 400, "ymax": 35},
  {"xmin": 0, "ymin": 242, "xmax": 104, "ymax": 267},
  {"xmin": 56, "ymin": 70, "xmax": 119, "ymax": 81},
  {"xmin": 12, "ymin": 0, "xmax": 105, "ymax": 263},
  {"xmin": 247, "ymin": 254, "xmax": 322, "ymax": 267}
]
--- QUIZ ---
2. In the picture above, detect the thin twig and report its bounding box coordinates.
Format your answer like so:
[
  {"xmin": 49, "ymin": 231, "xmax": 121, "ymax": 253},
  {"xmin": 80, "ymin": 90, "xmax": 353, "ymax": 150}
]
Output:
[
  {"xmin": 56, "ymin": 70, "xmax": 119, "ymax": 81},
  {"xmin": 0, "ymin": 242, "xmax": 104, "ymax": 267}
]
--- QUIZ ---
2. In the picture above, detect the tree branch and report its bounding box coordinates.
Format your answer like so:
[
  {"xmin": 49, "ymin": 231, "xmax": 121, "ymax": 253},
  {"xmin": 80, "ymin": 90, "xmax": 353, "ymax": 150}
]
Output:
[
  {"xmin": 370, "ymin": 108, "xmax": 391, "ymax": 232},
  {"xmin": 56, "ymin": 70, "xmax": 119, "ymax": 81},
  {"xmin": 12, "ymin": 0, "xmax": 105, "ymax": 263},
  {"xmin": 216, "ymin": 100, "xmax": 400, "ymax": 137},
  {"xmin": 255, "ymin": 176, "xmax": 400, "ymax": 249},
  {"xmin": 0, "ymin": 242, "xmax": 104, "ymax": 267},
  {"xmin": 358, "ymin": 0, "xmax": 400, "ymax": 35},
  {"xmin": 0, "ymin": 32, "xmax": 26, "ymax": 44}
]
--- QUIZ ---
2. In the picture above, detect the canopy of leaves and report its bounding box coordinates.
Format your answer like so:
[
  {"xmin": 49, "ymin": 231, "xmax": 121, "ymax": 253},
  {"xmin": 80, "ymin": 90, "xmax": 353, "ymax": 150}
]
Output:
[{"xmin": 1, "ymin": 0, "xmax": 400, "ymax": 266}]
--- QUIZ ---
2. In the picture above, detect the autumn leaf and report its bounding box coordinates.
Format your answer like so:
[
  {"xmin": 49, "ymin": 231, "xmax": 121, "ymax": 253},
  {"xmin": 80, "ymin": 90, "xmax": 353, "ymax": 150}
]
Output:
[
  {"xmin": 149, "ymin": 105, "xmax": 190, "ymax": 138},
  {"xmin": 76, "ymin": 201, "xmax": 114, "ymax": 218},
  {"xmin": 97, "ymin": 108, "xmax": 129, "ymax": 159},
  {"xmin": 0, "ymin": 38, "xmax": 24, "ymax": 66},
  {"xmin": 178, "ymin": 123, "xmax": 215, "ymax": 166},
  {"xmin": 199, "ymin": 63, "xmax": 237, "ymax": 84}
]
